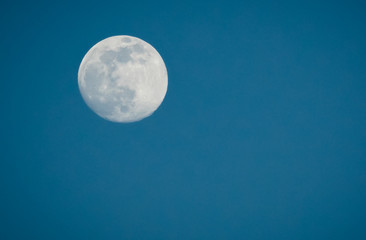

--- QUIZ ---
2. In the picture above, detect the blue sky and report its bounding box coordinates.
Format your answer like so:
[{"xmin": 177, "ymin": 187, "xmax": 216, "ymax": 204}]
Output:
[{"xmin": 1, "ymin": 0, "xmax": 366, "ymax": 239}]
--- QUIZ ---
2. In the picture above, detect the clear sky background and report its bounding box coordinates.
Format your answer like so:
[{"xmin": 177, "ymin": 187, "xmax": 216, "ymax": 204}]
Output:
[{"xmin": 1, "ymin": 0, "xmax": 365, "ymax": 239}]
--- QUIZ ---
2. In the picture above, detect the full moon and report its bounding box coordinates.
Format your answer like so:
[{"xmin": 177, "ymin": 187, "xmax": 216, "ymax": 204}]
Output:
[{"xmin": 78, "ymin": 35, "xmax": 168, "ymax": 122}]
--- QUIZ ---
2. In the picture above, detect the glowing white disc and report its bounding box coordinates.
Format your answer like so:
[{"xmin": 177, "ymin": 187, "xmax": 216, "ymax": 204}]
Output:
[{"xmin": 78, "ymin": 35, "xmax": 168, "ymax": 122}]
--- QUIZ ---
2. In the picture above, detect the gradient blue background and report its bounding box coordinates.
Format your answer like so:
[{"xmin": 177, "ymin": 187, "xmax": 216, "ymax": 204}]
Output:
[{"xmin": 1, "ymin": 0, "xmax": 365, "ymax": 239}]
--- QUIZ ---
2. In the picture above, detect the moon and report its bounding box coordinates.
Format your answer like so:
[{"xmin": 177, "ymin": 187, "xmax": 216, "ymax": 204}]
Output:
[{"xmin": 78, "ymin": 35, "xmax": 168, "ymax": 122}]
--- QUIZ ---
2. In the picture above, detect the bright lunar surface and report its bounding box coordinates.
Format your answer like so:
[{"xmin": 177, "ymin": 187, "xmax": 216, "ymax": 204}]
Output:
[{"xmin": 78, "ymin": 35, "xmax": 168, "ymax": 122}]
